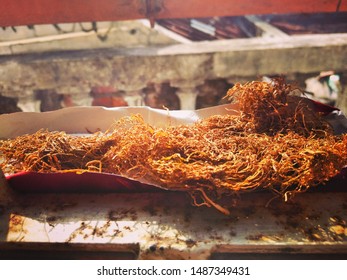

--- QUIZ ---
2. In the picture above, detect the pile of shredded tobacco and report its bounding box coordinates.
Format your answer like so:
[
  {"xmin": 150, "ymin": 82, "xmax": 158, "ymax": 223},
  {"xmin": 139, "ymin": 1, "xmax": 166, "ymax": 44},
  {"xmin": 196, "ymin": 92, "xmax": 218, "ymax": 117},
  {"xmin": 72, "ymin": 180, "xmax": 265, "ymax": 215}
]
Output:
[{"xmin": 1, "ymin": 79, "xmax": 347, "ymax": 214}]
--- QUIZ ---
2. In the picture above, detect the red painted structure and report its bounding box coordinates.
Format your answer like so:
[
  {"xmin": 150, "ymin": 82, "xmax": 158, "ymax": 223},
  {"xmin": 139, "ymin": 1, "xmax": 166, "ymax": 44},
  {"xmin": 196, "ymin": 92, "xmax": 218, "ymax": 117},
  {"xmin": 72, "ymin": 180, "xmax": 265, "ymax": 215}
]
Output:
[{"xmin": 0, "ymin": 0, "xmax": 346, "ymax": 27}]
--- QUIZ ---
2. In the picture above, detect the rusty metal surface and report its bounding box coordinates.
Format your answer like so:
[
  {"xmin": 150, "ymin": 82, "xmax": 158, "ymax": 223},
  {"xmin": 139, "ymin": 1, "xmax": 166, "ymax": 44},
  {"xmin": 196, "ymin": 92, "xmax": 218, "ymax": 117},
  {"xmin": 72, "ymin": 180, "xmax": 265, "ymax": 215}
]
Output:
[
  {"xmin": 1, "ymin": 0, "xmax": 346, "ymax": 27},
  {"xmin": 157, "ymin": 0, "xmax": 347, "ymax": 20},
  {"xmin": 157, "ymin": 12, "xmax": 347, "ymax": 42},
  {"xmin": 259, "ymin": 12, "xmax": 347, "ymax": 35},
  {"xmin": 0, "ymin": 0, "xmax": 144, "ymax": 27},
  {"xmin": 0, "ymin": 188, "xmax": 346, "ymax": 259},
  {"xmin": 156, "ymin": 17, "xmax": 252, "ymax": 41}
]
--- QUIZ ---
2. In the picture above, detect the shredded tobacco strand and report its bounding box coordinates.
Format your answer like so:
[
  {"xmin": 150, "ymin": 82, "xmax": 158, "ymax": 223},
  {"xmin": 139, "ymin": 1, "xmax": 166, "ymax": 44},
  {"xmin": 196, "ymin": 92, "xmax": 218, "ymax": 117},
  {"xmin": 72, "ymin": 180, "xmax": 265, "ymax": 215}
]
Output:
[{"xmin": 1, "ymin": 79, "xmax": 346, "ymax": 214}]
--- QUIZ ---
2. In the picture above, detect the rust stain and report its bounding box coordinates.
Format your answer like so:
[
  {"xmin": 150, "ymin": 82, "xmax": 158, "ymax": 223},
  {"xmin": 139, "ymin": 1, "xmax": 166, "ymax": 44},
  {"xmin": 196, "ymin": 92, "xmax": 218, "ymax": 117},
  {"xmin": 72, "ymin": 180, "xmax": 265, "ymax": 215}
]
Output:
[
  {"xmin": 108, "ymin": 208, "xmax": 138, "ymax": 221},
  {"xmin": 9, "ymin": 214, "xmax": 24, "ymax": 231},
  {"xmin": 8, "ymin": 213, "xmax": 27, "ymax": 235},
  {"xmin": 246, "ymin": 233, "xmax": 283, "ymax": 242},
  {"xmin": 329, "ymin": 225, "xmax": 345, "ymax": 235},
  {"xmin": 329, "ymin": 216, "xmax": 346, "ymax": 236}
]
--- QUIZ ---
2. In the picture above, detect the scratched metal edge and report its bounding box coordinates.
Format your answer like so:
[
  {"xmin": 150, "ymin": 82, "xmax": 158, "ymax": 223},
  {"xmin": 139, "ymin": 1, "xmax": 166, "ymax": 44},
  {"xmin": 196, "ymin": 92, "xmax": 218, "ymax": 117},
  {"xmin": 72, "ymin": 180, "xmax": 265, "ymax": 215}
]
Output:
[
  {"xmin": 0, "ymin": 241, "xmax": 140, "ymax": 260},
  {"xmin": 210, "ymin": 244, "xmax": 347, "ymax": 260}
]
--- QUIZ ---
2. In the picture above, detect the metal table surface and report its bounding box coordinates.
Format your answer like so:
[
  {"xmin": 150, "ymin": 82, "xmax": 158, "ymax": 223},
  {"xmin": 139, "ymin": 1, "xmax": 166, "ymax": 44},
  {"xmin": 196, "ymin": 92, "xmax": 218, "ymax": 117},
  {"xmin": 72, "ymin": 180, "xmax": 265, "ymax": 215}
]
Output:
[
  {"xmin": 0, "ymin": 175, "xmax": 346, "ymax": 260},
  {"xmin": 1, "ymin": 105, "xmax": 346, "ymax": 259}
]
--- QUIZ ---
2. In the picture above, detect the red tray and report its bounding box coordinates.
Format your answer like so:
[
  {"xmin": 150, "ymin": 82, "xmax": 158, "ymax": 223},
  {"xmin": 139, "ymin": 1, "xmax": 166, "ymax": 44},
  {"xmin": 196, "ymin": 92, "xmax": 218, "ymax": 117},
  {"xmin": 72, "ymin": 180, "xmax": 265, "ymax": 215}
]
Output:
[
  {"xmin": 5, "ymin": 171, "xmax": 164, "ymax": 193},
  {"xmin": 5, "ymin": 167, "xmax": 346, "ymax": 194}
]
